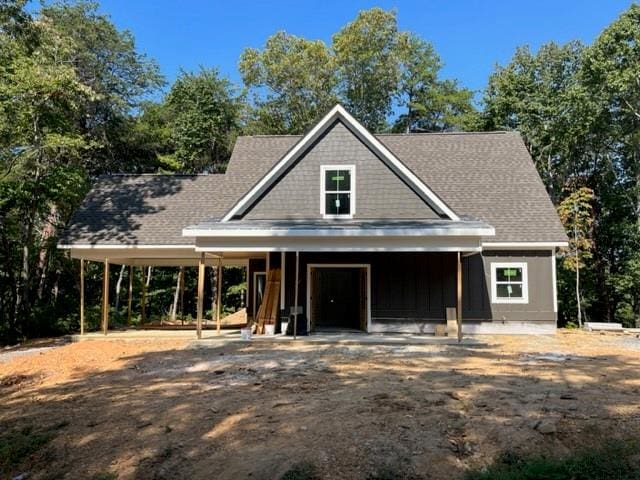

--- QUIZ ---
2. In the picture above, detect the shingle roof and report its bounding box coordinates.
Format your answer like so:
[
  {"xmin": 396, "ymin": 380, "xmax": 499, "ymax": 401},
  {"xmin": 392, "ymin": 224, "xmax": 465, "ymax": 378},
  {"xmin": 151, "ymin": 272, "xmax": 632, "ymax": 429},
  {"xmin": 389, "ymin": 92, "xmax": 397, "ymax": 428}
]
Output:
[
  {"xmin": 59, "ymin": 174, "xmax": 231, "ymax": 246},
  {"xmin": 60, "ymin": 130, "xmax": 567, "ymax": 246},
  {"xmin": 223, "ymin": 131, "xmax": 567, "ymax": 243}
]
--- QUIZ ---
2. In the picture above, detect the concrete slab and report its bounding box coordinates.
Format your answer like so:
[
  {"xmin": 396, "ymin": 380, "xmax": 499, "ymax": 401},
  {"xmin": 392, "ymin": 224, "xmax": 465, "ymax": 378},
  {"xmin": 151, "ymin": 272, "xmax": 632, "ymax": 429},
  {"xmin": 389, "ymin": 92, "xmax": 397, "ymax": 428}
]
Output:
[{"xmin": 70, "ymin": 329, "xmax": 486, "ymax": 346}]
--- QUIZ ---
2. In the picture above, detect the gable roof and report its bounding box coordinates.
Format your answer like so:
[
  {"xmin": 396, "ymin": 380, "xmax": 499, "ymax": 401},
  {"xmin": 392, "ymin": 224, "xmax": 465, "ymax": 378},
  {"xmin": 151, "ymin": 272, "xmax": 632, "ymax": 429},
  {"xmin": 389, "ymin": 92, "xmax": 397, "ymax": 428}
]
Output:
[
  {"xmin": 221, "ymin": 104, "xmax": 460, "ymax": 221},
  {"xmin": 60, "ymin": 117, "xmax": 568, "ymax": 247},
  {"xmin": 222, "ymin": 131, "xmax": 567, "ymax": 244}
]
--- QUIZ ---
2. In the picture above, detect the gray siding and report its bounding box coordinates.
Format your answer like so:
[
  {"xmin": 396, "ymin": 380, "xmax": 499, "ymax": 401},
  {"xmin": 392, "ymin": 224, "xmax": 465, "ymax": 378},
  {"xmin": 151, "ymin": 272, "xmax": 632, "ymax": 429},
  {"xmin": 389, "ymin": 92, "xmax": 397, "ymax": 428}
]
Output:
[
  {"xmin": 277, "ymin": 251, "xmax": 556, "ymax": 333},
  {"xmin": 243, "ymin": 121, "xmax": 439, "ymax": 220},
  {"xmin": 478, "ymin": 250, "xmax": 556, "ymax": 322}
]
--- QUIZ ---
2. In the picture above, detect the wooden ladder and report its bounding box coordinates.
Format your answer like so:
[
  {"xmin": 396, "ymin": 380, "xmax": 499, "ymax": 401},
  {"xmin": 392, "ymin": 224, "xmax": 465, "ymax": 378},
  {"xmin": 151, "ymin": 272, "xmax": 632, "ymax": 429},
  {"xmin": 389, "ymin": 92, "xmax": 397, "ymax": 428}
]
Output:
[{"xmin": 255, "ymin": 268, "xmax": 281, "ymax": 334}]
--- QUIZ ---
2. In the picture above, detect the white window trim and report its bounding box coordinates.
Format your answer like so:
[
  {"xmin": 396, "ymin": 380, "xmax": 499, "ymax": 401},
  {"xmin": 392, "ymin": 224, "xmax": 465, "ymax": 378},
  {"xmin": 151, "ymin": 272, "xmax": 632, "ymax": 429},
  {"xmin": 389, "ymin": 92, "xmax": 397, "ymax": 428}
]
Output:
[
  {"xmin": 320, "ymin": 165, "xmax": 355, "ymax": 219},
  {"xmin": 491, "ymin": 262, "xmax": 529, "ymax": 304}
]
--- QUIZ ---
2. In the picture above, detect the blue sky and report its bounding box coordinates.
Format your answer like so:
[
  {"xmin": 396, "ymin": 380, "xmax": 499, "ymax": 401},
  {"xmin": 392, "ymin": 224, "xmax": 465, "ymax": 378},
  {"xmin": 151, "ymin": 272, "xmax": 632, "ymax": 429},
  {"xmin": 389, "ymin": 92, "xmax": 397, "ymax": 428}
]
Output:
[{"xmin": 93, "ymin": 0, "xmax": 632, "ymax": 98}]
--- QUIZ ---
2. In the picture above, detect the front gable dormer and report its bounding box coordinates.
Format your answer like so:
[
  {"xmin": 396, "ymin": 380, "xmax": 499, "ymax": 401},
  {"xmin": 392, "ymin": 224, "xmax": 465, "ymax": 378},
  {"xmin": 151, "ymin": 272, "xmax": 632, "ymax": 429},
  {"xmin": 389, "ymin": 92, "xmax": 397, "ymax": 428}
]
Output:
[{"xmin": 222, "ymin": 105, "xmax": 459, "ymax": 222}]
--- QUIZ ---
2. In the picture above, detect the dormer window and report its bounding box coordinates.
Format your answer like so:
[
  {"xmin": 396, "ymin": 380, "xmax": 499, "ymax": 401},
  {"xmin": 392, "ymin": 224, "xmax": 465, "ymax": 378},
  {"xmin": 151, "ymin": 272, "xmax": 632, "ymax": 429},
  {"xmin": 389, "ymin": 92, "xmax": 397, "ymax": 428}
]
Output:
[{"xmin": 321, "ymin": 165, "xmax": 355, "ymax": 218}]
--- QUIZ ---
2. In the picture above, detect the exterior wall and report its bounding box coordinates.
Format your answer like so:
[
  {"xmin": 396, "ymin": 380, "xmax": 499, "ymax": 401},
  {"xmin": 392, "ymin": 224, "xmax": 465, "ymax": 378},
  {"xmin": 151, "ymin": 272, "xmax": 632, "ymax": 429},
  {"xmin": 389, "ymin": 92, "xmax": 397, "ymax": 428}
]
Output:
[
  {"xmin": 243, "ymin": 120, "xmax": 439, "ymax": 220},
  {"xmin": 463, "ymin": 250, "xmax": 556, "ymax": 323},
  {"xmin": 277, "ymin": 250, "xmax": 556, "ymax": 334}
]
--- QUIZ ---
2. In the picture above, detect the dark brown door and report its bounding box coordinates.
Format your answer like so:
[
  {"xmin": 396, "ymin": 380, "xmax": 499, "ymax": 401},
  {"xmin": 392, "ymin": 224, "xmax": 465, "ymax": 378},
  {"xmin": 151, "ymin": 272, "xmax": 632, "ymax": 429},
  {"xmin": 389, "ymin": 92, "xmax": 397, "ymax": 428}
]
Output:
[{"xmin": 313, "ymin": 267, "xmax": 361, "ymax": 330}]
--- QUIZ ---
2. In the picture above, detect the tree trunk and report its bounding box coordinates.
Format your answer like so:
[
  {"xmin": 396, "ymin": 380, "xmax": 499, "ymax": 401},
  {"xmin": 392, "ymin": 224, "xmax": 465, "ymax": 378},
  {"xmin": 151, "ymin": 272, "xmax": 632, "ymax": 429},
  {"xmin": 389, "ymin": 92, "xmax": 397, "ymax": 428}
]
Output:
[
  {"xmin": 36, "ymin": 204, "xmax": 58, "ymax": 300},
  {"xmin": 574, "ymin": 219, "xmax": 582, "ymax": 328}
]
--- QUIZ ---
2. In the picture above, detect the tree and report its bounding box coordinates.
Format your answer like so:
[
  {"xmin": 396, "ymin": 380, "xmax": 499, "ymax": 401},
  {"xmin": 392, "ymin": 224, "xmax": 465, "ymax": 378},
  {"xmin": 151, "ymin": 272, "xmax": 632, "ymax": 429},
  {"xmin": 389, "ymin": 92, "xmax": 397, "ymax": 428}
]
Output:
[
  {"xmin": 39, "ymin": 1, "xmax": 164, "ymax": 173},
  {"xmin": 239, "ymin": 31, "xmax": 338, "ymax": 134},
  {"xmin": 165, "ymin": 68, "xmax": 241, "ymax": 173},
  {"xmin": 0, "ymin": 8, "xmax": 93, "ymax": 339},
  {"xmin": 557, "ymin": 187, "xmax": 595, "ymax": 326},
  {"xmin": 483, "ymin": 42, "xmax": 586, "ymax": 200},
  {"xmin": 395, "ymin": 33, "xmax": 478, "ymax": 132},
  {"xmin": 332, "ymin": 8, "xmax": 400, "ymax": 131}
]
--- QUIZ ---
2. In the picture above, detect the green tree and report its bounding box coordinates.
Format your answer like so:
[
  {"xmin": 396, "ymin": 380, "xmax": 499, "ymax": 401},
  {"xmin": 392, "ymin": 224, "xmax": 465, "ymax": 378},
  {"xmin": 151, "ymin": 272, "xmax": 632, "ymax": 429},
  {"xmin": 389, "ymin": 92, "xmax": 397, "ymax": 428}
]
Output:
[
  {"xmin": 557, "ymin": 187, "xmax": 595, "ymax": 327},
  {"xmin": 395, "ymin": 33, "xmax": 478, "ymax": 132},
  {"xmin": 39, "ymin": 1, "xmax": 164, "ymax": 172},
  {"xmin": 484, "ymin": 42, "xmax": 586, "ymax": 200},
  {"xmin": 165, "ymin": 68, "xmax": 241, "ymax": 173},
  {"xmin": 239, "ymin": 31, "xmax": 338, "ymax": 134},
  {"xmin": 332, "ymin": 8, "xmax": 400, "ymax": 131}
]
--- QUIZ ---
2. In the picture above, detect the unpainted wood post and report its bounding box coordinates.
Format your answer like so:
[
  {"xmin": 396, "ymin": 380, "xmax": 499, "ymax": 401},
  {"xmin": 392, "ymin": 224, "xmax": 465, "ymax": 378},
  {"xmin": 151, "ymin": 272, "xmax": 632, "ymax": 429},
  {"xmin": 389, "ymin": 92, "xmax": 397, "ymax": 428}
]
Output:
[
  {"xmin": 196, "ymin": 253, "xmax": 205, "ymax": 340},
  {"xmin": 457, "ymin": 252, "xmax": 463, "ymax": 343},
  {"xmin": 179, "ymin": 266, "xmax": 185, "ymax": 325},
  {"xmin": 127, "ymin": 265, "xmax": 133, "ymax": 326},
  {"xmin": 80, "ymin": 259, "xmax": 85, "ymax": 335},
  {"xmin": 293, "ymin": 251, "xmax": 300, "ymax": 340},
  {"xmin": 141, "ymin": 266, "xmax": 147, "ymax": 324},
  {"xmin": 102, "ymin": 259, "xmax": 110, "ymax": 335},
  {"xmin": 216, "ymin": 259, "xmax": 222, "ymax": 335}
]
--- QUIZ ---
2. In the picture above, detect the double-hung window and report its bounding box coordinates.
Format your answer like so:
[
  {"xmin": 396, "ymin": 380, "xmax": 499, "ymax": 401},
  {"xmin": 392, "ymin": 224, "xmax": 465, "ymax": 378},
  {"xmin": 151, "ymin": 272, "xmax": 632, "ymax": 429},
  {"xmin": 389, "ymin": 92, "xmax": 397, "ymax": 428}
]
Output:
[
  {"xmin": 321, "ymin": 165, "xmax": 355, "ymax": 218},
  {"xmin": 491, "ymin": 262, "xmax": 529, "ymax": 304}
]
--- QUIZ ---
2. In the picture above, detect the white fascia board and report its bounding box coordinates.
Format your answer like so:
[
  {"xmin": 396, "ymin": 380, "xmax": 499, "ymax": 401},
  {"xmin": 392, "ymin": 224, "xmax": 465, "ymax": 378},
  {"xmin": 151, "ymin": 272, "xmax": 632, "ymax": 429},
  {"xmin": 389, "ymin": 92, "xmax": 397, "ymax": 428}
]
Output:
[
  {"xmin": 58, "ymin": 244, "xmax": 195, "ymax": 250},
  {"xmin": 482, "ymin": 241, "xmax": 569, "ymax": 249},
  {"xmin": 335, "ymin": 105, "xmax": 460, "ymax": 221},
  {"xmin": 196, "ymin": 245, "xmax": 484, "ymax": 253},
  {"xmin": 221, "ymin": 106, "xmax": 342, "ymax": 222},
  {"xmin": 220, "ymin": 104, "xmax": 460, "ymax": 222},
  {"xmin": 183, "ymin": 226, "xmax": 495, "ymax": 238}
]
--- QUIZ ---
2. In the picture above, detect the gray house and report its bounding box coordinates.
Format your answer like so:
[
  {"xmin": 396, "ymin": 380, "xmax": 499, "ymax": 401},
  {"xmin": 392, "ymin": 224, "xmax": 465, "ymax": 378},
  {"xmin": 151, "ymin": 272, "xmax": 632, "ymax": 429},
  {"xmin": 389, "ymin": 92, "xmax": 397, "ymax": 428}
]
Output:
[{"xmin": 60, "ymin": 105, "xmax": 567, "ymax": 336}]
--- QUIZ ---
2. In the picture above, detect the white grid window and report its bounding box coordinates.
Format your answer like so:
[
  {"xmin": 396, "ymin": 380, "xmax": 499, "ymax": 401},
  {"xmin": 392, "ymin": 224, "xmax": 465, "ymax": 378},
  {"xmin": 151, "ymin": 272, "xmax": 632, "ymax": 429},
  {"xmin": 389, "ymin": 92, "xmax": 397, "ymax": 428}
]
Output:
[
  {"xmin": 320, "ymin": 165, "xmax": 355, "ymax": 218},
  {"xmin": 491, "ymin": 262, "xmax": 529, "ymax": 304}
]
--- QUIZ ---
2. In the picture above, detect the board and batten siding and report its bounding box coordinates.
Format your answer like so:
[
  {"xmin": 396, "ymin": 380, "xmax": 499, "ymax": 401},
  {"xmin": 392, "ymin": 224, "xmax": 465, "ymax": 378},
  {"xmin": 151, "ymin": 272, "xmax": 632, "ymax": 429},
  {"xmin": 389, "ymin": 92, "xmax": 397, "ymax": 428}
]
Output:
[
  {"xmin": 267, "ymin": 250, "xmax": 556, "ymax": 334},
  {"xmin": 243, "ymin": 121, "xmax": 439, "ymax": 220}
]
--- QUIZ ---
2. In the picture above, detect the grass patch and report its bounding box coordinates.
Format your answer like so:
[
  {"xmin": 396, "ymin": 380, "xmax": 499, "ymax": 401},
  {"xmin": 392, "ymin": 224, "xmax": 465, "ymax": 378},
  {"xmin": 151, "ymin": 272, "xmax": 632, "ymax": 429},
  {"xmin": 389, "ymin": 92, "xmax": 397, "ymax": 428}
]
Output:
[
  {"xmin": 465, "ymin": 440, "xmax": 640, "ymax": 480},
  {"xmin": 0, "ymin": 426, "xmax": 56, "ymax": 472}
]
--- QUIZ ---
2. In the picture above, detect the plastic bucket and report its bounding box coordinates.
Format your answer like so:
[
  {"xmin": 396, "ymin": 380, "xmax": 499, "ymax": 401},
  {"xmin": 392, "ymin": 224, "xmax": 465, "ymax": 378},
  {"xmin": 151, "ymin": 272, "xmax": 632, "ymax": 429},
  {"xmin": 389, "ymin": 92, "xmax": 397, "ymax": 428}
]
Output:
[
  {"xmin": 240, "ymin": 327, "xmax": 252, "ymax": 341},
  {"xmin": 264, "ymin": 324, "xmax": 276, "ymax": 336},
  {"xmin": 280, "ymin": 321, "xmax": 289, "ymax": 335}
]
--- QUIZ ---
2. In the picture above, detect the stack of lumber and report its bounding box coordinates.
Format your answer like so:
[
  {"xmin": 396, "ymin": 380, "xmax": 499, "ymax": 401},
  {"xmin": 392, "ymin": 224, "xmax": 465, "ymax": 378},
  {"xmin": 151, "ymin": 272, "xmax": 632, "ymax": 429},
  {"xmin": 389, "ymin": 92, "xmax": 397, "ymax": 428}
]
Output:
[{"xmin": 255, "ymin": 268, "xmax": 281, "ymax": 334}]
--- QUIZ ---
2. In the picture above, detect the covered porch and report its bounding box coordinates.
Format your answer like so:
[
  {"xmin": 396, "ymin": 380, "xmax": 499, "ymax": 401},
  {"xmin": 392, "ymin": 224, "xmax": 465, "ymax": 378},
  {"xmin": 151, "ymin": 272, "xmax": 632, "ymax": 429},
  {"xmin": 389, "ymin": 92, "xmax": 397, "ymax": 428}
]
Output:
[{"xmin": 65, "ymin": 246, "xmax": 260, "ymax": 339}]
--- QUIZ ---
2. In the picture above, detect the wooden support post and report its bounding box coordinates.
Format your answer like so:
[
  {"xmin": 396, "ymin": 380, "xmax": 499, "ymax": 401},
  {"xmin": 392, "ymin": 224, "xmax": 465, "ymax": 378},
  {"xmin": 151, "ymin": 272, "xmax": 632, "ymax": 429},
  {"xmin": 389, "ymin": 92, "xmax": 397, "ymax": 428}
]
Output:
[
  {"xmin": 196, "ymin": 253, "xmax": 205, "ymax": 340},
  {"xmin": 216, "ymin": 259, "xmax": 222, "ymax": 335},
  {"xmin": 293, "ymin": 251, "xmax": 300, "ymax": 340},
  {"xmin": 140, "ymin": 266, "xmax": 147, "ymax": 324},
  {"xmin": 457, "ymin": 251, "xmax": 463, "ymax": 343},
  {"xmin": 102, "ymin": 259, "xmax": 110, "ymax": 335},
  {"xmin": 179, "ymin": 266, "xmax": 185, "ymax": 325},
  {"xmin": 280, "ymin": 252, "xmax": 286, "ymax": 311},
  {"xmin": 127, "ymin": 265, "xmax": 133, "ymax": 326},
  {"xmin": 80, "ymin": 259, "xmax": 85, "ymax": 335}
]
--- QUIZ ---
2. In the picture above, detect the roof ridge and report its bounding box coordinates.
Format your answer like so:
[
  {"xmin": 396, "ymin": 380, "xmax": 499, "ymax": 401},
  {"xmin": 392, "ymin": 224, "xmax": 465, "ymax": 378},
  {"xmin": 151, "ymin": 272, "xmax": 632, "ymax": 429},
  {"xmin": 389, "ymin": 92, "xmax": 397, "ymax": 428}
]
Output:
[
  {"xmin": 102, "ymin": 173, "xmax": 224, "ymax": 177},
  {"xmin": 237, "ymin": 131, "xmax": 515, "ymax": 139},
  {"xmin": 376, "ymin": 130, "xmax": 513, "ymax": 136}
]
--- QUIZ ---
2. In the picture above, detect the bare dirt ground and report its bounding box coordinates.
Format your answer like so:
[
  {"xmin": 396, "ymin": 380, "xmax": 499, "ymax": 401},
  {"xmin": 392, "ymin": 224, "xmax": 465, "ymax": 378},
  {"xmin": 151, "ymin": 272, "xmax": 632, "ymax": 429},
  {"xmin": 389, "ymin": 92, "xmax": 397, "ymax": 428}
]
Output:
[{"xmin": 1, "ymin": 330, "xmax": 640, "ymax": 480}]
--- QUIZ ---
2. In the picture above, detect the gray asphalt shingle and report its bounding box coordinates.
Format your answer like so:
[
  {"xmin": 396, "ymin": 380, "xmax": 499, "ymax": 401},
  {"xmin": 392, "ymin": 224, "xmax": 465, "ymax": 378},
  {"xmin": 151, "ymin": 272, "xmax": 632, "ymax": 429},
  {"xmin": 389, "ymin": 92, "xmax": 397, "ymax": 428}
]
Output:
[{"xmin": 60, "ymin": 130, "xmax": 567, "ymax": 246}]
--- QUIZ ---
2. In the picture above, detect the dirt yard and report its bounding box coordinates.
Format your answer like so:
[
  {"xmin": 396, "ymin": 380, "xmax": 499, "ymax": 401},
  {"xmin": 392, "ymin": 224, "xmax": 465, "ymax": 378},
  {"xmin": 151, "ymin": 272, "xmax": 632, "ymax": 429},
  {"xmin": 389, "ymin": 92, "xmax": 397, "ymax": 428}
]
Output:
[{"xmin": 1, "ymin": 330, "xmax": 640, "ymax": 479}]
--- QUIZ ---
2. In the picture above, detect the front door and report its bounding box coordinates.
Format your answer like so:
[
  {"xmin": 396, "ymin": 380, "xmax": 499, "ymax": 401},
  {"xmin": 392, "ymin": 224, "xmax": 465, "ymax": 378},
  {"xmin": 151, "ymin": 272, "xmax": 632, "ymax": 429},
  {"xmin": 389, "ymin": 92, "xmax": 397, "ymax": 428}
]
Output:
[{"xmin": 311, "ymin": 267, "xmax": 363, "ymax": 330}]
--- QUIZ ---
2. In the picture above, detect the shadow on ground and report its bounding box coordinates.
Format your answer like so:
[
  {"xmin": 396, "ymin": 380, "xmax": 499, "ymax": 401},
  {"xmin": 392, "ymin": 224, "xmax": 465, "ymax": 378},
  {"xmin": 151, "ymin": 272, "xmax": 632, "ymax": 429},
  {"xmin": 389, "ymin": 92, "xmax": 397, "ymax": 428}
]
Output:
[{"xmin": 1, "ymin": 337, "xmax": 640, "ymax": 479}]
